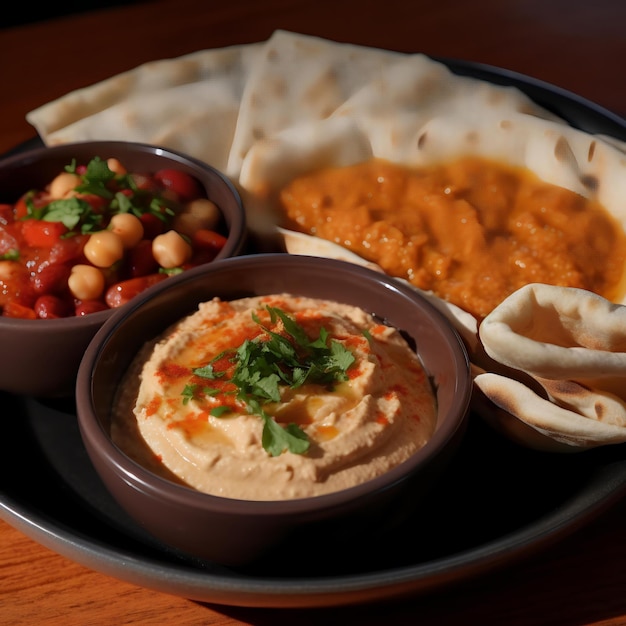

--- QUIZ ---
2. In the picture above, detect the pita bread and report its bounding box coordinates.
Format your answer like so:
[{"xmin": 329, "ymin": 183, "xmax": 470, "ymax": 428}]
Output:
[
  {"xmin": 26, "ymin": 43, "xmax": 261, "ymax": 171},
  {"xmin": 330, "ymin": 52, "xmax": 563, "ymax": 162},
  {"xmin": 42, "ymin": 81, "xmax": 243, "ymax": 172},
  {"xmin": 475, "ymin": 284, "xmax": 626, "ymax": 450},
  {"xmin": 225, "ymin": 30, "xmax": 403, "ymax": 178},
  {"xmin": 472, "ymin": 370, "xmax": 626, "ymax": 452},
  {"xmin": 27, "ymin": 43, "xmax": 260, "ymax": 141}
]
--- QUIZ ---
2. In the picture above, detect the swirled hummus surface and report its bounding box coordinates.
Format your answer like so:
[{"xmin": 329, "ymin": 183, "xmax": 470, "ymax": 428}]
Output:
[{"xmin": 112, "ymin": 294, "xmax": 437, "ymax": 500}]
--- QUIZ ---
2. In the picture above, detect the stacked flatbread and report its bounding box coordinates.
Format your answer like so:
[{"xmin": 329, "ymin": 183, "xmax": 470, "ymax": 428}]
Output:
[{"xmin": 26, "ymin": 30, "xmax": 626, "ymax": 452}]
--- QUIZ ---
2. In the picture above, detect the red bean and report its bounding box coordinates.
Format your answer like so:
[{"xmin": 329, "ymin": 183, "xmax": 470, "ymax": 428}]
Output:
[
  {"xmin": 34, "ymin": 294, "xmax": 73, "ymax": 319},
  {"xmin": 32, "ymin": 264, "xmax": 72, "ymax": 295},
  {"xmin": 139, "ymin": 213, "xmax": 165, "ymax": 240},
  {"xmin": 75, "ymin": 299, "xmax": 110, "ymax": 316},
  {"xmin": 153, "ymin": 169, "xmax": 202, "ymax": 202},
  {"xmin": 105, "ymin": 273, "xmax": 168, "ymax": 308},
  {"xmin": 126, "ymin": 239, "xmax": 159, "ymax": 277}
]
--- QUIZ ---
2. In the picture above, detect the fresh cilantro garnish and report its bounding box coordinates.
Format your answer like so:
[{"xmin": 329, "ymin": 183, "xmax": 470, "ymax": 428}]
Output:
[
  {"xmin": 0, "ymin": 249, "xmax": 19, "ymax": 261},
  {"xmin": 21, "ymin": 157, "xmax": 180, "ymax": 234},
  {"xmin": 210, "ymin": 405, "xmax": 232, "ymax": 417},
  {"xmin": 188, "ymin": 306, "xmax": 355, "ymax": 457},
  {"xmin": 72, "ymin": 156, "xmax": 117, "ymax": 199},
  {"xmin": 38, "ymin": 197, "xmax": 104, "ymax": 234}
]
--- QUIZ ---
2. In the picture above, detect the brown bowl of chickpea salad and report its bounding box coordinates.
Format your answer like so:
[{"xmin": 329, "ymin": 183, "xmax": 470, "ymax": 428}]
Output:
[{"xmin": 0, "ymin": 141, "xmax": 246, "ymax": 397}]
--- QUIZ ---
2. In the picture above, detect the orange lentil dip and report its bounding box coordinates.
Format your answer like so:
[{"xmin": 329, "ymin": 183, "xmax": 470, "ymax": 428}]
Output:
[{"xmin": 279, "ymin": 156, "xmax": 626, "ymax": 320}]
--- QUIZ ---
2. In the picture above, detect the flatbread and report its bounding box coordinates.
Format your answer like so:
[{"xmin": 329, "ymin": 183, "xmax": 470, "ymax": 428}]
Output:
[
  {"xmin": 42, "ymin": 81, "xmax": 243, "ymax": 171},
  {"xmin": 225, "ymin": 30, "xmax": 403, "ymax": 178},
  {"xmin": 27, "ymin": 43, "xmax": 260, "ymax": 141},
  {"xmin": 330, "ymin": 52, "xmax": 563, "ymax": 162},
  {"xmin": 474, "ymin": 284, "xmax": 626, "ymax": 450}
]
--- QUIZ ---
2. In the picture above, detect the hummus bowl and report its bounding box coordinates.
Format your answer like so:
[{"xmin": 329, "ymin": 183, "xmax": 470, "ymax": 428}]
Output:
[
  {"xmin": 0, "ymin": 140, "xmax": 246, "ymax": 397},
  {"xmin": 76, "ymin": 253, "xmax": 471, "ymax": 566}
]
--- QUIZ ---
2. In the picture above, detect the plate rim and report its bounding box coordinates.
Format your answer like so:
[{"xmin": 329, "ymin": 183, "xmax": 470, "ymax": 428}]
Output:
[{"xmin": 3, "ymin": 467, "xmax": 625, "ymax": 607}]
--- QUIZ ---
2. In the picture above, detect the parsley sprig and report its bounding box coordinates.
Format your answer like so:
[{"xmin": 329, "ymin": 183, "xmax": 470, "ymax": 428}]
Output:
[
  {"xmin": 186, "ymin": 306, "xmax": 356, "ymax": 457},
  {"xmin": 22, "ymin": 157, "xmax": 176, "ymax": 234}
]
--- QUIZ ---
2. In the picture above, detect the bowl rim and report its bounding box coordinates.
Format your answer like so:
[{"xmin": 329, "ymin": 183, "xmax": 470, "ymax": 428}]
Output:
[
  {"xmin": 76, "ymin": 253, "xmax": 472, "ymax": 514},
  {"xmin": 0, "ymin": 140, "xmax": 247, "ymax": 328}
]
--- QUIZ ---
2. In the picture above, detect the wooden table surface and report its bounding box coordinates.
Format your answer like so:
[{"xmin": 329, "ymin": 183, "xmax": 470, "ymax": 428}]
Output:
[{"xmin": 2, "ymin": 1, "xmax": 626, "ymax": 623}]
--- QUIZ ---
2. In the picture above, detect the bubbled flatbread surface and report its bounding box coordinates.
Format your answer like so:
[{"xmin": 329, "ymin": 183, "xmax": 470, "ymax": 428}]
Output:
[
  {"xmin": 25, "ymin": 30, "xmax": 626, "ymax": 451},
  {"xmin": 27, "ymin": 43, "xmax": 260, "ymax": 172}
]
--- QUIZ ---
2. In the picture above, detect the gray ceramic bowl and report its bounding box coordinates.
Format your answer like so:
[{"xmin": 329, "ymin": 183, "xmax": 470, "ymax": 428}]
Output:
[
  {"xmin": 76, "ymin": 254, "xmax": 472, "ymax": 567},
  {"xmin": 0, "ymin": 141, "xmax": 246, "ymax": 397}
]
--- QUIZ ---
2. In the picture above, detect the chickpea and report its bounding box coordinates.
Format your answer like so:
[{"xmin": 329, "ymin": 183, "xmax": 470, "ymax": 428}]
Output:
[
  {"xmin": 83, "ymin": 231, "xmax": 125, "ymax": 268},
  {"xmin": 173, "ymin": 199, "xmax": 221, "ymax": 238},
  {"xmin": 68, "ymin": 264, "xmax": 105, "ymax": 300},
  {"xmin": 48, "ymin": 172, "xmax": 81, "ymax": 199},
  {"xmin": 152, "ymin": 230, "xmax": 192, "ymax": 269},
  {"xmin": 107, "ymin": 158, "xmax": 127, "ymax": 175},
  {"xmin": 109, "ymin": 212, "xmax": 144, "ymax": 248}
]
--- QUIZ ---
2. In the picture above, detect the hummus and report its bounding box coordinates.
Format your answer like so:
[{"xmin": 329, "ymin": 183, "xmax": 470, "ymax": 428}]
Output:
[
  {"xmin": 112, "ymin": 294, "xmax": 437, "ymax": 500},
  {"xmin": 279, "ymin": 157, "xmax": 626, "ymax": 320}
]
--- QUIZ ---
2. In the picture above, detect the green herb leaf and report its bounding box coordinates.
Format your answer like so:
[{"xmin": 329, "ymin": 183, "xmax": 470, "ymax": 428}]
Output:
[
  {"xmin": 181, "ymin": 384, "xmax": 198, "ymax": 405},
  {"xmin": 0, "ymin": 249, "xmax": 19, "ymax": 261},
  {"xmin": 185, "ymin": 305, "xmax": 356, "ymax": 456},
  {"xmin": 262, "ymin": 414, "xmax": 310, "ymax": 457},
  {"xmin": 210, "ymin": 405, "xmax": 232, "ymax": 417},
  {"xmin": 193, "ymin": 363, "xmax": 223, "ymax": 380},
  {"xmin": 42, "ymin": 198, "xmax": 91, "ymax": 230}
]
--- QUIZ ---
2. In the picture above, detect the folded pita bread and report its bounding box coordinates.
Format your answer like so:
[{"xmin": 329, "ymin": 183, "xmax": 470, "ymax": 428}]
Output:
[{"xmin": 474, "ymin": 283, "xmax": 626, "ymax": 451}]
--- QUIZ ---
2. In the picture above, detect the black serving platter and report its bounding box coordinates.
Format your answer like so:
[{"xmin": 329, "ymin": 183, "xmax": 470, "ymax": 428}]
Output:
[{"xmin": 1, "ymin": 57, "xmax": 626, "ymax": 608}]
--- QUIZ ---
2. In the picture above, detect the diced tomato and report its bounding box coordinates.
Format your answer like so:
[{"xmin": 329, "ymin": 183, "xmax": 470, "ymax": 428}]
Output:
[
  {"xmin": 14, "ymin": 191, "xmax": 48, "ymax": 219},
  {"xmin": 49, "ymin": 233, "xmax": 88, "ymax": 265},
  {"xmin": 2, "ymin": 300, "xmax": 37, "ymax": 319},
  {"xmin": 153, "ymin": 169, "xmax": 202, "ymax": 202},
  {"xmin": 21, "ymin": 220, "xmax": 69, "ymax": 247},
  {"xmin": 129, "ymin": 172, "xmax": 159, "ymax": 193}
]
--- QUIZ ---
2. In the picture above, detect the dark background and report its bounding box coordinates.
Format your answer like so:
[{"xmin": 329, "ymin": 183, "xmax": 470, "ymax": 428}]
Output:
[{"xmin": 1, "ymin": 1, "xmax": 148, "ymax": 29}]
